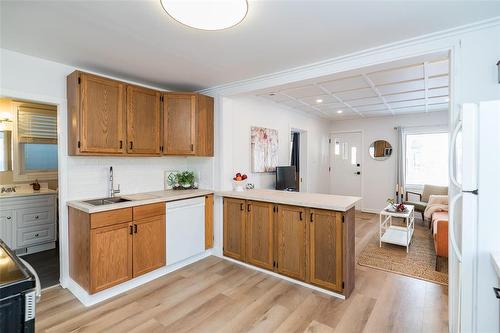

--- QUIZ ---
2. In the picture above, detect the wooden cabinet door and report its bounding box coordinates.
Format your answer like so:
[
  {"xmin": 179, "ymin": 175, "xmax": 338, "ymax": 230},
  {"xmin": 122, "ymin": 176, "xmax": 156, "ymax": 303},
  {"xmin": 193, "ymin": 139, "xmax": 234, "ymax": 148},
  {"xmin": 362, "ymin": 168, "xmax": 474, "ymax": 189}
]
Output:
[
  {"xmin": 223, "ymin": 198, "xmax": 246, "ymax": 261},
  {"xmin": 196, "ymin": 95, "xmax": 214, "ymax": 156},
  {"xmin": 90, "ymin": 222, "xmax": 132, "ymax": 293},
  {"xmin": 245, "ymin": 201, "xmax": 274, "ymax": 270},
  {"xmin": 163, "ymin": 93, "xmax": 196, "ymax": 155},
  {"xmin": 126, "ymin": 85, "xmax": 161, "ymax": 155},
  {"xmin": 80, "ymin": 73, "xmax": 126, "ymax": 154},
  {"xmin": 276, "ymin": 205, "xmax": 306, "ymax": 281},
  {"xmin": 205, "ymin": 194, "xmax": 214, "ymax": 249},
  {"xmin": 132, "ymin": 215, "xmax": 166, "ymax": 277},
  {"xmin": 309, "ymin": 209, "xmax": 343, "ymax": 292}
]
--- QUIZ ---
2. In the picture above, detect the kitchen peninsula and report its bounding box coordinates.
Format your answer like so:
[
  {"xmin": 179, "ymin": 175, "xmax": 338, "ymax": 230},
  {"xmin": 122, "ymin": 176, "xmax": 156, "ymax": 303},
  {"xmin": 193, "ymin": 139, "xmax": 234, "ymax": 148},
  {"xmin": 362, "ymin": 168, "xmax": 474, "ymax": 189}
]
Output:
[{"xmin": 218, "ymin": 189, "xmax": 361, "ymax": 298}]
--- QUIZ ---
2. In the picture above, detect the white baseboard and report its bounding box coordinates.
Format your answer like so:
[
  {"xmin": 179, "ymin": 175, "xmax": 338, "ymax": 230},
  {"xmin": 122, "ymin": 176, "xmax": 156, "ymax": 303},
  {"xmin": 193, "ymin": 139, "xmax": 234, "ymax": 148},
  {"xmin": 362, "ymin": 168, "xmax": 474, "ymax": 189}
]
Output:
[
  {"xmin": 217, "ymin": 255, "xmax": 345, "ymax": 300},
  {"xmin": 65, "ymin": 250, "xmax": 213, "ymax": 307}
]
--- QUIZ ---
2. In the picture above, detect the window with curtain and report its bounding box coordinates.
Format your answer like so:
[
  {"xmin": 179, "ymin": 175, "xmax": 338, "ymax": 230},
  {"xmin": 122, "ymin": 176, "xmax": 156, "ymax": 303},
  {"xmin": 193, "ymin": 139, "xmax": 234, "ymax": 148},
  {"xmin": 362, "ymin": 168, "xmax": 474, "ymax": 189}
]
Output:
[
  {"xmin": 404, "ymin": 131, "xmax": 448, "ymax": 187},
  {"xmin": 17, "ymin": 105, "xmax": 58, "ymax": 174}
]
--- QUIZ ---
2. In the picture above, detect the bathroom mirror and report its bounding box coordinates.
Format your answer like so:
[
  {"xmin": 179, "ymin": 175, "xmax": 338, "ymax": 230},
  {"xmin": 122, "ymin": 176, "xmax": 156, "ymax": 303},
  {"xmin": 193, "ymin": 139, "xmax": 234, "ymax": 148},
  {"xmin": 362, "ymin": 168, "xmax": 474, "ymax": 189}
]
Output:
[{"xmin": 369, "ymin": 140, "xmax": 392, "ymax": 161}]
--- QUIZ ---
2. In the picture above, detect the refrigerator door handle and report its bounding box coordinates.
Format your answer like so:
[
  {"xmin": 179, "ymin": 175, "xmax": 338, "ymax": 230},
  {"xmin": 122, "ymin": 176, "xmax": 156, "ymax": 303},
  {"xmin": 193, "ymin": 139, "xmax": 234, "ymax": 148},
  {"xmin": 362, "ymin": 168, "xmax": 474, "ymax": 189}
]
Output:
[
  {"xmin": 449, "ymin": 119, "xmax": 462, "ymax": 189},
  {"xmin": 449, "ymin": 193, "xmax": 463, "ymax": 262}
]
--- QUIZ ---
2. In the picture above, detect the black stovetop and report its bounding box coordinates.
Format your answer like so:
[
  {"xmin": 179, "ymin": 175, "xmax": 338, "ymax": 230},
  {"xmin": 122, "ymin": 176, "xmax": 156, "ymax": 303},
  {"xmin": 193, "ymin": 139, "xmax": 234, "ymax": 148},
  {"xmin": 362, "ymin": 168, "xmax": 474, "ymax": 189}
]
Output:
[{"xmin": 0, "ymin": 239, "xmax": 35, "ymax": 299}]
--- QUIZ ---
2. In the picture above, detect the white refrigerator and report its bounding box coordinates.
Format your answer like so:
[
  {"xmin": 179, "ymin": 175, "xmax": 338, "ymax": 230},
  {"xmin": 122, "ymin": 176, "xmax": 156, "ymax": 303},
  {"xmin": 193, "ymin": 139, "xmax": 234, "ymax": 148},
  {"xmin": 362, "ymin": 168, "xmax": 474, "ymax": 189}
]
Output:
[{"xmin": 449, "ymin": 100, "xmax": 500, "ymax": 332}]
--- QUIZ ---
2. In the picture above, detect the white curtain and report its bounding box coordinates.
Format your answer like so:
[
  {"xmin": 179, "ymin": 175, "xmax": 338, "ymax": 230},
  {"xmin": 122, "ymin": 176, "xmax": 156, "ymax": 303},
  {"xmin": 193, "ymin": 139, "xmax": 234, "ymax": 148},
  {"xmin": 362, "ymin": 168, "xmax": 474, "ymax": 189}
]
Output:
[{"xmin": 395, "ymin": 126, "xmax": 405, "ymax": 203}]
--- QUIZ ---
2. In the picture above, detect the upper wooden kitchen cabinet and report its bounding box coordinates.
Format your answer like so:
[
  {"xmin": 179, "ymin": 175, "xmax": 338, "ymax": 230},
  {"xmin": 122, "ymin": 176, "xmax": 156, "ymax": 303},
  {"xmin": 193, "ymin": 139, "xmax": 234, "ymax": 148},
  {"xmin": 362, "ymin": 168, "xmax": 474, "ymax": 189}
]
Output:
[
  {"xmin": 126, "ymin": 85, "xmax": 162, "ymax": 155},
  {"xmin": 223, "ymin": 197, "xmax": 246, "ymax": 261},
  {"xmin": 276, "ymin": 205, "xmax": 307, "ymax": 281},
  {"xmin": 163, "ymin": 93, "xmax": 196, "ymax": 155},
  {"xmin": 67, "ymin": 71, "xmax": 127, "ymax": 155},
  {"xmin": 163, "ymin": 93, "xmax": 214, "ymax": 156},
  {"xmin": 309, "ymin": 209, "xmax": 343, "ymax": 292},
  {"xmin": 245, "ymin": 201, "xmax": 274, "ymax": 270}
]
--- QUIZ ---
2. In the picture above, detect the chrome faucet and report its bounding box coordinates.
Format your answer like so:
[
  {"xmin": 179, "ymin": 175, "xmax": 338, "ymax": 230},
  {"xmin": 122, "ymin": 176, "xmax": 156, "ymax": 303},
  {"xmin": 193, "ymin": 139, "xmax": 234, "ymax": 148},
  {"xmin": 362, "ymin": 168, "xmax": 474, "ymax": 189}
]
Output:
[{"xmin": 109, "ymin": 166, "xmax": 120, "ymax": 197}]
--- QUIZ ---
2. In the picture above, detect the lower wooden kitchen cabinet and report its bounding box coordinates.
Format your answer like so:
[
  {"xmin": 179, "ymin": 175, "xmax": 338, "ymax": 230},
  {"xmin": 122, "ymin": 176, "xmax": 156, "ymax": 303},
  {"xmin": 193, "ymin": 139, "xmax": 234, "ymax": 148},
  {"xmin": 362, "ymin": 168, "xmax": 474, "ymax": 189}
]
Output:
[
  {"xmin": 205, "ymin": 194, "xmax": 214, "ymax": 249},
  {"xmin": 223, "ymin": 199, "xmax": 355, "ymax": 297},
  {"xmin": 69, "ymin": 203, "xmax": 166, "ymax": 294}
]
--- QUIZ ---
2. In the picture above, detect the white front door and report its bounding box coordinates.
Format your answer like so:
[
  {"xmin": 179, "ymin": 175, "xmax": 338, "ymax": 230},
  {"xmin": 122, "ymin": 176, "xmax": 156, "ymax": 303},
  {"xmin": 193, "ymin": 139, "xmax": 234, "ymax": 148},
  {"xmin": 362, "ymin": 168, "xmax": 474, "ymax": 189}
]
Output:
[{"xmin": 329, "ymin": 132, "xmax": 362, "ymax": 205}]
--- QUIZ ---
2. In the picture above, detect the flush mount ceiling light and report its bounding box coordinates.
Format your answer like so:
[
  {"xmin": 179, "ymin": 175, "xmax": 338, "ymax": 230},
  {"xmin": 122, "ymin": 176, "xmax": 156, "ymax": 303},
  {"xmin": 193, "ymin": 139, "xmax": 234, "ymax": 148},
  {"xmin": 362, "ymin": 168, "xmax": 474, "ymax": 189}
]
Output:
[
  {"xmin": 337, "ymin": 110, "xmax": 343, "ymax": 114},
  {"xmin": 160, "ymin": 0, "xmax": 248, "ymax": 31},
  {"xmin": 316, "ymin": 99, "xmax": 323, "ymax": 103}
]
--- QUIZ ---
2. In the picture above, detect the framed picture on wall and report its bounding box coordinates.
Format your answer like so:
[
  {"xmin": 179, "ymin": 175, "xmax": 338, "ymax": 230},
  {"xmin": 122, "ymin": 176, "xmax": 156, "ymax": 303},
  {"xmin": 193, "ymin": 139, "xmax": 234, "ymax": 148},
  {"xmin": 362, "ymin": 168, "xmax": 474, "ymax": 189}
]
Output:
[{"xmin": 251, "ymin": 126, "xmax": 278, "ymax": 173}]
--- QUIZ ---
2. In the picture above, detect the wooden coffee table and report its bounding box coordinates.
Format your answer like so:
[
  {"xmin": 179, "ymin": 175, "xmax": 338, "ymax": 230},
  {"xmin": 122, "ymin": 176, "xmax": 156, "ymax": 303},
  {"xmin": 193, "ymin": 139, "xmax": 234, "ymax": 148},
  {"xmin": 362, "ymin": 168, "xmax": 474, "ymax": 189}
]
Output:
[{"xmin": 379, "ymin": 204, "xmax": 415, "ymax": 253}]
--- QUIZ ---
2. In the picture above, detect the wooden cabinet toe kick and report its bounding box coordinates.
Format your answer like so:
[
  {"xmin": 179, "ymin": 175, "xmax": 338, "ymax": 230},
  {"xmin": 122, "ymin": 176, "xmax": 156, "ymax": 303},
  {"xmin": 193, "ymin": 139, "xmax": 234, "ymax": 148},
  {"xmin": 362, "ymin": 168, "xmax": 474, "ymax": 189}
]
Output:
[{"xmin": 223, "ymin": 198, "xmax": 355, "ymax": 298}]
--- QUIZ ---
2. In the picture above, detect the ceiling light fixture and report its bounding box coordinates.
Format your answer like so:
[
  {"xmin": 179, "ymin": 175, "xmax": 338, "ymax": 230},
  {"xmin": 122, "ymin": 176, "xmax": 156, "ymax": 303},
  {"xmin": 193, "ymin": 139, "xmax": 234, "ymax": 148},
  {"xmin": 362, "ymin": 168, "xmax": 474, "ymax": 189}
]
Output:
[
  {"xmin": 316, "ymin": 99, "xmax": 323, "ymax": 103},
  {"xmin": 337, "ymin": 110, "xmax": 343, "ymax": 114},
  {"xmin": 160, "ymin": 0, "xmax": 248, "ymax": 31}
]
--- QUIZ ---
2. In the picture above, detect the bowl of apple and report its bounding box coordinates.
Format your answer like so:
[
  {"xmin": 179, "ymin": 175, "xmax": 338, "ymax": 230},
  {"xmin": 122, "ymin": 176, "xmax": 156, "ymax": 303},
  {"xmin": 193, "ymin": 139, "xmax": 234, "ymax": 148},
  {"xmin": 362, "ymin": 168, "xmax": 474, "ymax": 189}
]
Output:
[{"xmin": 232, "ymin": 172, "xmax": 248, "ymax": 192}]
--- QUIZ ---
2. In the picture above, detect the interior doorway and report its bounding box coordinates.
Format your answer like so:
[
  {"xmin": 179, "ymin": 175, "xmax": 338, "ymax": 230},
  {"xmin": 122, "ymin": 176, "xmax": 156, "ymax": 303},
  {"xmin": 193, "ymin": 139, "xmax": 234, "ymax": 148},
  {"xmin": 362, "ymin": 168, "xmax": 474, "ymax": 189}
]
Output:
[
  {"xmin": 290, "ymin": 128, "xmax": 307, "ymax": 192},
  {"xmin": 329, "ymin": 131, "xmax": 362, "ymax": 205}
]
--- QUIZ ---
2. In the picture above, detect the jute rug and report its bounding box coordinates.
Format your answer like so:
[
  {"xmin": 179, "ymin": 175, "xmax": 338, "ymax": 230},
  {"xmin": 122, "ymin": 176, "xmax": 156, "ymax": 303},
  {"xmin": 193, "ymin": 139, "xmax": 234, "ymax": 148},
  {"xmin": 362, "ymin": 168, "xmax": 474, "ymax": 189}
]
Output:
[{"xmin": 358, "ymin": 220, "xmax": 448, "ymax": 285}]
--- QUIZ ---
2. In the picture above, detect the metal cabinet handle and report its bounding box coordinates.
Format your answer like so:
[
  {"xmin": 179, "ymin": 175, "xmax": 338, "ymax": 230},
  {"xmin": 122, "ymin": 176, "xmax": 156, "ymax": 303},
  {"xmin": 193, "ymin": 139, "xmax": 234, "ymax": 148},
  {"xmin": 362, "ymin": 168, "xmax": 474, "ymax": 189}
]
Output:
[
  {"xmin": 247, "ymin": 203, "xmax": 251, "ymax": 212},
  {"xmin": 130, "ymin": 141, "xmax": 133, "ymax": 150},
  {"xmin": 494, "ymin": 287, "xmax": 500, "ymax": 299},
  {"xmin": 310, "ymin": 212, "xmax": 314, "ymax": 222},
  {"xmin": 34, "ymin": 215, "xmax": 39, "ymax": 219},
  {"xmin": 120, "ymin": 140, "xmax": 123, "ymax": 149},
  {"xmin": 34, "ymin": 233, "xmax": 39, "ymax": 237},
  {"xmin": 134, "ymin": 224, "xmax": 138, "ymax": 233},
  {"xmin": 240, "ymin": 203, "xmax": 244, "ymax": 211},
  {"xmin": 129, "ymin": 225, "xmax": 133, "ymax": 235},
  {"xmin": 6, "ymin": 216, "xmax": 11, "ymax": 220},
  {"xmin": 299, "ymin": 211, "xmax": 303, "ymax": 220}
]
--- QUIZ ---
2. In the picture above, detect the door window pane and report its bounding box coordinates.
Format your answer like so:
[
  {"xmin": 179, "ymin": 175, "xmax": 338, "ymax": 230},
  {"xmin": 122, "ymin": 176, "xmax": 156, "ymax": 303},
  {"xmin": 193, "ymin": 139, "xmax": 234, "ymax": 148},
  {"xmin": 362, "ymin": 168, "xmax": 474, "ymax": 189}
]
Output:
[{"xmin": 405, "ymin": 132, "xmax": 448, "ymax": 186}]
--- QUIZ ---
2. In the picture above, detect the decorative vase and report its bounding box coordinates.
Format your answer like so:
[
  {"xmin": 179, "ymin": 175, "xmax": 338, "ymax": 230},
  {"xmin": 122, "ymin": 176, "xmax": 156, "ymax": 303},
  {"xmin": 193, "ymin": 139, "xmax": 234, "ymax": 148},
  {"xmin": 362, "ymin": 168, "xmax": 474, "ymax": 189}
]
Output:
[{"xmin": 233, "ymin": 180, "xmax": 247, "ymax": 192}]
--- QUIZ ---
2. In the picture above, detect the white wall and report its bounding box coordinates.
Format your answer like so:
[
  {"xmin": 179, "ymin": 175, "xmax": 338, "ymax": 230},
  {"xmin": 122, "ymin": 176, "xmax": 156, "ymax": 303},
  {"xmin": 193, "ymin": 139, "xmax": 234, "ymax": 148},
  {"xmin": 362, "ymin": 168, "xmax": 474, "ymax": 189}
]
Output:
[
  {"xmin": 0, "ymin": 48, "xmax": 214, "ymax": 288},
  {"xmin": 329, "ymin": 111, "xmax": 448, "ymax": 212},
  {"xmin": 219, "ymin": 95, "xmax": 330, "ymax": 193}
]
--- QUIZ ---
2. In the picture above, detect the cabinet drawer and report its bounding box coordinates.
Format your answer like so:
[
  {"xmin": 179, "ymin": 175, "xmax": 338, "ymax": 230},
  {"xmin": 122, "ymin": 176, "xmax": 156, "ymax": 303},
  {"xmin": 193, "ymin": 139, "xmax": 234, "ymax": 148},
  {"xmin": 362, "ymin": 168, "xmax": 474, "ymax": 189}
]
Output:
[
  {"xmin": 90, "ymin": 208, "xmax": 132, "ymax": 229},
  {"xmin": 17, "ymin": 224, "xmax": 56, "ymax": 248},
  {"xmin": 16, "ymin": 206, "xmax": 55, "ymax": 228},
  {"xmin": 133, "ymin": 203, "xmax": 165, "ymax": 220}
]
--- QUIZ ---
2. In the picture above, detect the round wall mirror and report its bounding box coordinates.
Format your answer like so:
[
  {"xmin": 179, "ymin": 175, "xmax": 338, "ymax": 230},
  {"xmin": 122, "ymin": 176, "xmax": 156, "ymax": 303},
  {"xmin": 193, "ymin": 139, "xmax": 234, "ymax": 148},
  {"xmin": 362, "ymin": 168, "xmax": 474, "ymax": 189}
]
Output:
[{"xmin": 369, "ymin": 140, "xmax": 392, "ymax": 160}]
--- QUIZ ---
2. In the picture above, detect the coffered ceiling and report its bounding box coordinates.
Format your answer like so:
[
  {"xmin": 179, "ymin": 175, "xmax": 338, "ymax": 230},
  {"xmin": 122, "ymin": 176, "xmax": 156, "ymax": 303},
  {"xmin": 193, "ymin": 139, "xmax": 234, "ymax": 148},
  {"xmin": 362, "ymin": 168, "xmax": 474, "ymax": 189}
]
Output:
[{"xmin": 254, "ymin": 53, "xmax": 449, "ymax": 119}]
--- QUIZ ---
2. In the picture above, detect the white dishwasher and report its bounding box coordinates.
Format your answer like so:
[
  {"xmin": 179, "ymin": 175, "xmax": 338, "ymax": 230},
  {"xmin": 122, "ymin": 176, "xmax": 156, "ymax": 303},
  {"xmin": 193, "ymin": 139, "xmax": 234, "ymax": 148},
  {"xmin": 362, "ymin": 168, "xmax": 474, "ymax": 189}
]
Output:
[{"xmin": 166, "ymin": 196, "xmax": 205, "ymax": 266}]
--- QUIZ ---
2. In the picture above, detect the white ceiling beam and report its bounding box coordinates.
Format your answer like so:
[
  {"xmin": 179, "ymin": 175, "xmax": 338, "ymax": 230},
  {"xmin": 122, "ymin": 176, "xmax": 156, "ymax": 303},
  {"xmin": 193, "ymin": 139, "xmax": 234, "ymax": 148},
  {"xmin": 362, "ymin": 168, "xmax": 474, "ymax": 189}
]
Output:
[
  {"xmin": 361, "ymin": 73, "xmax": 394, "ymax": 116},
  {"xmin": 423, "ymin": 61, "xmax": 429, "ymax": 112},
  {"xmin": 314, "ymin": 83, "xmax": 364, "ymax": 118}
]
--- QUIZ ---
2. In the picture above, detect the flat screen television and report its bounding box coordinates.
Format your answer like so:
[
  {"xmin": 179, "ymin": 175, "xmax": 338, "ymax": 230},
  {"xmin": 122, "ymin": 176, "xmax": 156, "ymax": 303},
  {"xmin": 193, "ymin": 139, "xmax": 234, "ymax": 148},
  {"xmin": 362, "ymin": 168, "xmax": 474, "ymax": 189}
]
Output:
[{"xmin": 275, "ymin": 166, "xmax": 296, "ymax": 191}]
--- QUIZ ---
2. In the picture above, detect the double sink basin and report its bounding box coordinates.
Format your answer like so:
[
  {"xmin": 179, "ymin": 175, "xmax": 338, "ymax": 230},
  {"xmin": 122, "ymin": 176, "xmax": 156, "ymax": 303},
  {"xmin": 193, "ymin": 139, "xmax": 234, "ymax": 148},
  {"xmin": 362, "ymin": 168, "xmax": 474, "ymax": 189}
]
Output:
[{"xmin": 83, "ymin": 197, "xmax": 131, "ymax": 206}]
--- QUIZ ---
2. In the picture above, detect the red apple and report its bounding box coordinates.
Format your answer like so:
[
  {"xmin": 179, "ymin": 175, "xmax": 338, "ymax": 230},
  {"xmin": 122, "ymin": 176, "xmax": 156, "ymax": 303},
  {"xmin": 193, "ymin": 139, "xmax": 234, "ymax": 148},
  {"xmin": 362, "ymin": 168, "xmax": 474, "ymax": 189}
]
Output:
[
  {"xmin": 242, "ymin": 174, "xmax": 247, "ymax": 180},
  {"xmin": 236, "ymin": 172, "xmax": 241, "ymax": 177}
]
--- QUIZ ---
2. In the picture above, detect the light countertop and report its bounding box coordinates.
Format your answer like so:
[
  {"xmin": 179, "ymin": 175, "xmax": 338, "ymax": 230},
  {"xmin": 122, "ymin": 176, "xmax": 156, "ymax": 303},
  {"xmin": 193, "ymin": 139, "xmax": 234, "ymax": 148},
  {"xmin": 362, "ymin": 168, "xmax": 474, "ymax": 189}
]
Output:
[
  {"xmin": 0, "ymin": 187, "xmax": 57, "ymax": 199},
  {"xmin": 67, "ymin": 189, "xmax": 213, "ymax": 214},
  {"xmin": 492, "ymin": 253, "xmax": 500, "ymax": 278},
  {"xmin": 217, "ymin": 189, "xmax": 361, "ymax": 212}
]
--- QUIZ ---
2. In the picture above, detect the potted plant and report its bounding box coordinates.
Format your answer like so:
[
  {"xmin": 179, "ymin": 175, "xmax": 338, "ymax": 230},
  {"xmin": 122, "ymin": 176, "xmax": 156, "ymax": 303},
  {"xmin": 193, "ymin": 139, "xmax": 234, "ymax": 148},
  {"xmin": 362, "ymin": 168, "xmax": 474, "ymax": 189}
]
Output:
[{"xmin": 176, "ymin": 171, "xmax": 195, "ymax": 189}]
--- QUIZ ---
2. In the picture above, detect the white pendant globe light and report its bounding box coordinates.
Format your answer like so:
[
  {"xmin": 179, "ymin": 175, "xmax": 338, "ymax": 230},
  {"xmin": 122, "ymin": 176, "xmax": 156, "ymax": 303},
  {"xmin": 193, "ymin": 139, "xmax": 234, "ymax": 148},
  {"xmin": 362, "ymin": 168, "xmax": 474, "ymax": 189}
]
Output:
[{"xmin": 160, "ymin": 0, "xmax": 248, "ymax": 31}]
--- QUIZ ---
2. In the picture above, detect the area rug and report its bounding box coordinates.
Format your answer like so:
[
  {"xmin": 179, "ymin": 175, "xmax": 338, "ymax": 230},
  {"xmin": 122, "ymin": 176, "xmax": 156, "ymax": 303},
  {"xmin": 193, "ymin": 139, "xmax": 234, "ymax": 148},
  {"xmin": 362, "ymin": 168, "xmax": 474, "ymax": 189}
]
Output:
[{"xmin": 358, "ymin": 222, "xmax": 448, "ymax": 285}]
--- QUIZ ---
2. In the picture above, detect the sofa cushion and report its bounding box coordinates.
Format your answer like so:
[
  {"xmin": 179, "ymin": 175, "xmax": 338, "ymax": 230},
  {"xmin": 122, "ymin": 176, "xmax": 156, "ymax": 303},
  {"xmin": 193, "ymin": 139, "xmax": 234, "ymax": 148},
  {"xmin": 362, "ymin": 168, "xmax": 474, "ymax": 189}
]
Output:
[
  {"xmin": 403, "ymin": 200, "xmax": 427, "ymax": 212},
  {"xmin": 422, "ymin": 185, "xmax": 448, "ymax": 203}
]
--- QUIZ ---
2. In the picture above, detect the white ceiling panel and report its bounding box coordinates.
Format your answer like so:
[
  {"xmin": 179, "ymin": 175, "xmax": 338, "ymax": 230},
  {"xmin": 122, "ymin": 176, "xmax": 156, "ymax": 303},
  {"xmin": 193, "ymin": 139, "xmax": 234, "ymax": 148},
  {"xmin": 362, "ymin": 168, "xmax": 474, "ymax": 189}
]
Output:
[
  {"xmin": 280, "ymin": 85, "xmax": 324, "ymax": 98},
  {"xmin": 318, "ymin": 76, "xmax": 369, "ymax": 93},
  {"xmin": 252, "ymin": 53, "xmax": 449, "ymax": 120},
  {"xmin": 428, "ymin": 87, "xmax": 449, "ymax": 98},
  {"xmin": 428, "ymin": 75, "xmax": 449, "ymax": 89},
  {"xmin": 334, "ymin": 88, "xmax": 377, "ymax": 101},
  {"xmin": 427, "ymin": 60, "xmax": 449, "ymax": 77},
  {"xmin": 389, "ymin": 99, "xmax": 426, "ymax": 109},
  {"xmin": 355, "ymin": 104, "xmax": 388, "ymax": 113},
  {"xmin": 299, "ymin": 94, "xmax": 339, "ymax": 105},
  {"xmin": 377, "ymin": 80, "xmax": 425, "ymax": 95},
  {"xmin": 383, "ymin": 90, "xmax": 425, "ymax": 102},
  {"xmin": 347, "ymin": 96, "xmax": 384, "ymax": 107},
  {"xmin": 368, "ymin": 64, "xmax": 423, "ymax": 85}
]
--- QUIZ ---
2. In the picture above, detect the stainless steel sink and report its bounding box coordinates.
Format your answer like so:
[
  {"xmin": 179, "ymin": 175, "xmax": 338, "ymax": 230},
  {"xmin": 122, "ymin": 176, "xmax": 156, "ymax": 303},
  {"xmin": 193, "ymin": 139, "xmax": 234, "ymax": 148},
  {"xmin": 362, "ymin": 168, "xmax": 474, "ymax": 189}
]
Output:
[{"xmin": 83, "ymin": 197, "xmax": 131, "ymax": 206}]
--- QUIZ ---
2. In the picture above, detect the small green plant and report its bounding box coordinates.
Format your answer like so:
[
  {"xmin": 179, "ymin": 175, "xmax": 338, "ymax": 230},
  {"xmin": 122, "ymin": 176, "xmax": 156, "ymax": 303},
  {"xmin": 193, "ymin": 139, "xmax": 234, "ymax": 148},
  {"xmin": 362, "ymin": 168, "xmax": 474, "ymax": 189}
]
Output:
[{"xmin": 176, "ymin": 171, "xmax": 195, "ymax": 186}]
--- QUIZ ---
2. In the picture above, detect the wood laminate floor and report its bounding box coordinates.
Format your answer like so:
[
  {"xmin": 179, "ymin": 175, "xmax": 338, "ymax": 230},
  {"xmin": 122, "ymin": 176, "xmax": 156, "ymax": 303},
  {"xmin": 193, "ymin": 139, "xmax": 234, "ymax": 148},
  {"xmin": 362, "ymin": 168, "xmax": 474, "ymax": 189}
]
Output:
[
  {"xmin": 35, "ymin": 212, "xmax": 448, "ymax": 333},
  {"xmin": 23, "ymin": 246, "xmax": 60, "ymax": 289}
]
